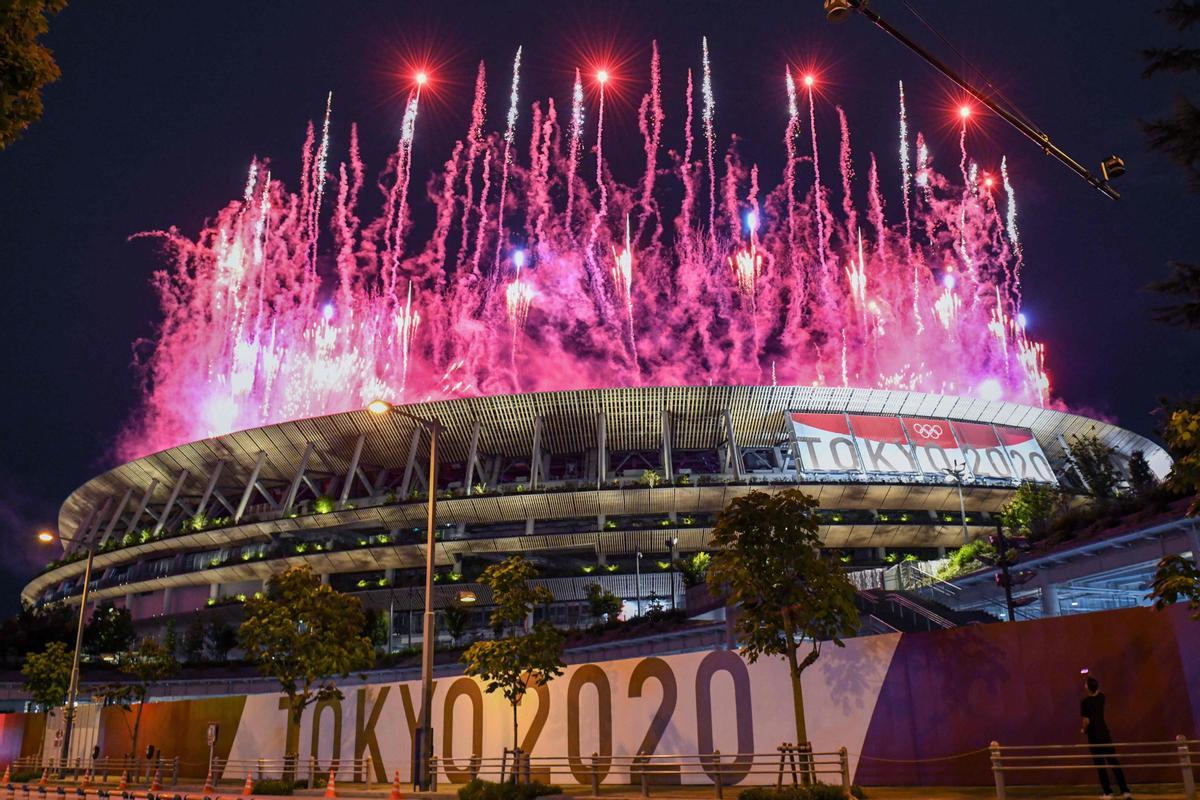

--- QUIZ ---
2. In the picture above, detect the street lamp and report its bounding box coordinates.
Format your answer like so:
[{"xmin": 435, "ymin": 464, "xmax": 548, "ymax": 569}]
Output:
[
  {"xmin": 635, "ymin": 551, "xmax": 643, "ymax": 617},
  {"xmin": 367, "ymin": 399, "xmax": 444, "ymax": 791},
  {"xmin": 941, "ymin": 462, "xmax": 970, "ymax": 544},
  {"xmin": 665, "ymin": 537, "xmax": 678, "ymax": 610},
  {"xmin": 36, "ymin": 529, "xmax": 95, "ymax": 769}
]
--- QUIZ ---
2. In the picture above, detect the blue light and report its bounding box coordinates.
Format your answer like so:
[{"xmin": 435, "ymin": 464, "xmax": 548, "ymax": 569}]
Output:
[
  {"xmin": 1017, "ymin": 312, "xmax": 1028, "ymax": 329},
  {"xmin": 321, "ymin": 303, "xmax": 335, "ymax": 321},
  {"xmin": 745, "ymin": 211, "xmax": 758, "ymax": 233},
  {"xmin": 513, "ymin": 249, "xmax": 527, "ymax": 269},
  {"xmin": 943, "ymin": 273, "xmax": 956, "ymax": 290}
]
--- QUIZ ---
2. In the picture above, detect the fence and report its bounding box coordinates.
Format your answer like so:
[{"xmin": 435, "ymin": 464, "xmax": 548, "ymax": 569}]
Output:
[
  {"xmin": 428, "ymin": 745, "xmax": 853, "ymax": 796},
  {"xmin": 8, "ymin": 757, "xmax": 179, "ymax": 786},
  {"xmin": 990, "ymin": 737, "xmax": 1199, "ymax": 800},
  {"xmin": 210, "ymin": 757, "xmax": 376, "ymax": 788}
]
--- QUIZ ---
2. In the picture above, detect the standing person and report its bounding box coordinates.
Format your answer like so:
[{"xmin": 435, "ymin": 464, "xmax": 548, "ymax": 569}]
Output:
[{"xmin": 1080, "ymin": 675, "xmax": 1131, "ymax": 799}]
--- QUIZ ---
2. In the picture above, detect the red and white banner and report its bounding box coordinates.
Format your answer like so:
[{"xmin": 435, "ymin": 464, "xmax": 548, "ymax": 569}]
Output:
[
  {"xmin": 899, "ymin": 416, "xmax": 967, "ymax": 475},
  {"xmin": 995, "ymin": 424, "xmax": 1058, "ymax": 484},
  {"xmin": 847, "ymin": 414, "xmax": 919, "ymax": 474},
  {"xmin": 790, "ymin": 412, "xmax": 1058, "ymax": 485},
  {"xmin": 790, "ymin": 413, "xmax": 864, "ymax": 473}
]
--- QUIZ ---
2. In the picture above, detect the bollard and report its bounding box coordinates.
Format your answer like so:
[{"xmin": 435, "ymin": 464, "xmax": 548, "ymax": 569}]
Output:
[
  {"xmin": 839, "ymin": 747, "xmax": 851, "ymax": 798},
  {"xmin": 172, "ymin": 759, "xmax": 179, "ymax": 788},
  {"xmin": 1179, "ymin": 735, "xmax": 1196, "ymax": 800},
  {"xmin": 990, "ymin": 741, "xmax": 1006, "ymax": 800},
  {"xmin": 364, "ymin": 759, "xmax": 372, "ymax": 793},
  {"xmin": 589, "ymin": 753, "xmax": 599, "ymax": 798},
  {"xmin": 639, "ymin": 766, "xmax": 648, "ymax": 798},
  {"xmin": 712, "ymin": 751, "xmax": 722, "ymax": 800}
]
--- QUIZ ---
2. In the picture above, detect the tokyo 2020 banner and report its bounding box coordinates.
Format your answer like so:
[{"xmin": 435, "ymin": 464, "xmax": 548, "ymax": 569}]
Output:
[{"xmin": 789, "ymin": 412, "xmax": 1057, "ymax": 484}]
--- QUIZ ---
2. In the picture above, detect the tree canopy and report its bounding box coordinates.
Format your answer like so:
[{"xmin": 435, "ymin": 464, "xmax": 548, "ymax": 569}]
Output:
[
  {"xmin": 239, "ymin": 565, "xmax": 375, "ymax": 725},
  {"xmin": 22, "ymin": 640, "xmax": 72, "ymax": 709},
  {"xmin": 84, "ymin": 602, "xmax": 135, "ymax": 658},
  {"xmin": 706, "ymin": 489, "xmax": 859, "ymax": 743},
  {"xmin": 0, "ymin": 0, "xmax": 66, "ymax": 149},
  {"xmin": 102, "ymin": 637, "xmax": 179, "ymax": 757},
  {"xmin": 462, "ymin": 556, "xmax": 565, "ymax": 753}
]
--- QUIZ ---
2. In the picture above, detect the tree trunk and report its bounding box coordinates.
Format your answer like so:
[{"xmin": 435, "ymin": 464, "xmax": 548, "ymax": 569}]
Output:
[
  {"xmin": 511, "ymin": 701, "xmax": 519, "ymax": 784},
  {"xmin": 780, "ymin": 612, "xmax": 807, "ymax": 745},
  {"xmin": 131, "ymin": 700, "xmax": 145, "ymax": 761}
]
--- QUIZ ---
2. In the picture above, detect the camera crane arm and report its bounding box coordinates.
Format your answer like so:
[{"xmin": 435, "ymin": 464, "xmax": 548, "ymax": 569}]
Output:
[{"xmin": 825, "ymin": 0, "xmax": 1123, "ymax": 200}]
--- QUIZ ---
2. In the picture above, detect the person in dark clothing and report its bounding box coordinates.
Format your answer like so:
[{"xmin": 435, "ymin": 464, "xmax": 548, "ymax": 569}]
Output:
[{"xmin": 1080, "ymin": 676, "xmax": 1131, "ymax": 799}]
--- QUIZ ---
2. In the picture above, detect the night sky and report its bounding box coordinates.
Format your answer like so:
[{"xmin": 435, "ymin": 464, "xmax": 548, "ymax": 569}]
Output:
[{"xmin": 1, "ymin": 2, "xmax": 1197, "ymax": 611}]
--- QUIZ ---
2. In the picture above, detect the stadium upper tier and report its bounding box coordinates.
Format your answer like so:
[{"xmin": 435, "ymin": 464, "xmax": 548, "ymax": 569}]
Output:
[{"xmin": 23, "ymin": 385, "xmax": 1169, "ymax": 612}]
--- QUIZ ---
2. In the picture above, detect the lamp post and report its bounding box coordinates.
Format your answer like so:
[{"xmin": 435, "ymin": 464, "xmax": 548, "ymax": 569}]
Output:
[
  {"xmin": 941, "ymin": 462, "xmax": 970, "ymax": 544},
  {"xmin": 36, "ymin": 529, "xmax": 94, "ymax": 770},
  {"xmin": 367, "ymin": 400, "xmax": 443, "ymax": 791},
  {"xmin": 665, "ymin": 537, "xmax": 678, "ymax": 610},
  {"xmin": 635, "ymin": 551, "xmax": 643, "ymax": 617}
]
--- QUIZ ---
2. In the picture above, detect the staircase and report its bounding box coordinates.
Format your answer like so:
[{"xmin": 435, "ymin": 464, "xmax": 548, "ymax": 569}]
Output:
[{"xmin": 855, "ymin": 589, "xmax": 999, "ymax": 633}]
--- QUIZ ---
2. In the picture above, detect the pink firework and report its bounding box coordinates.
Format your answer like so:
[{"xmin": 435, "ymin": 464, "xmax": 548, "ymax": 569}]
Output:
[{"xmin": 123, "ymin": 41, "xmax": 1053, "ymax": 459}]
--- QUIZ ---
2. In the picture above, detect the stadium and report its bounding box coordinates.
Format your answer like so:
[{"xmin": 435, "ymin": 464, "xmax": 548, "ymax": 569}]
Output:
[{"xmin": 22, "ymin": 384, "xmax": 1170, "ymax": 644}]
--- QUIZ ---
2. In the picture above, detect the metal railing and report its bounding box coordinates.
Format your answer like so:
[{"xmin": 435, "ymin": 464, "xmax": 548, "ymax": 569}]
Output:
[
  {"xmin": 210, "ymin": 756, "xmax": 376, "ymax": 788},
  {"xmin": 427, "ymin": 745, "xmax": 853, "ymax": 796},
  {"xmin": 990, "ymin": 737, "xmax": 1199, "ymax": 800},
  {"xmin": 7, "ymin": 757, "xmax": 179, "ymax": 786}
]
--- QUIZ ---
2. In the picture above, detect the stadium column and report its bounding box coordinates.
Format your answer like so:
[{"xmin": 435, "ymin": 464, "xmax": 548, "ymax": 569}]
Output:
[{"xmin": 1039, "ymin": 580, "xmax": 1060, "ymax": 617}]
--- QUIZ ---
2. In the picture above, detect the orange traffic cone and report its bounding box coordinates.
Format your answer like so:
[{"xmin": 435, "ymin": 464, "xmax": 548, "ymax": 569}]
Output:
[
  {"xmin": 118, "ymin": 771, "xmax": 128, "ymax": 792},
  {"xmin": 150, "ymin": 767, "xmax": 162, "ymax": 793},
  {"xmin": 389, "ymin": 771, "xmax": 402, "ymax": 800},
  {"xmin": 80, "ymin": 770, "xmax": 90, "ymax": 790},
  {"xmin": 202, "ymin": 768, "xmax": 214, "ymax": 795},
  {"xmin": 241, "ymin": 773, "xmax": 253, "ymax": 797},
  {"xmin": 322, "ymin": 770, "xmax": 335, "ymax": 800},
  {"xmin": 37, "ymin": 769, "xmax": 47, "ymax": 788},
  {"xmin": 1, "ymin": 765, "xmax": 10, "ymax": 785}
]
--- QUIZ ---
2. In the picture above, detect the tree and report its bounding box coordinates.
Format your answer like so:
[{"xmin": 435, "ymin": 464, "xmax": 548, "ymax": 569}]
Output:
[
  {"xmin": 204, "ymin": 622, "xmax": 238, "ymax": 662},
  {"xmin": 1128, "ymin": 450, "xmax": 1160, "ymax": 497},
  {"xmin": 675, "ymin": 551, "xmax": 711, "ymax": 588},
  {"xmin": 0, "ymin": 601, "xmax": 74, "ymax": 668},
  {"xmin": 584, "ymin": 583, "xmax": 621, "ymax": 622},
  {"xmin": 362, "ymin": 608, "xmax": 388, "ymax": 649},
  {"xmin": 182, "ymin": 618, "xmax": 206, "ymax": 664},
  {"xmin": 1142, "ymin": 1, "xmax": 1200, "ymax": 190},
  {"xmin": 461, "ymin": 556, "xmax": 565, "ymax": 759},
  {"xmin": 21, "ymin": 640, "xmax": 71, "ymax": 709},
  {"xmin": 1068, "ymin": 433, "xmax": 1120, "ymax": 499},
  {"xmin": 101, "ymin": 637, "xmax": 179, "ymax": 758},
  {"xmin": 997, "ymin": 482, "xmax": 1064, "ymax": 541},
  {"xmin": 443, "ymin": 604, "xmax": 470, "ymax": 646},
  {"xmin": 1142, "ymin": 3, "xmax": 1200, "ymax": 326},
  {"xmin": 1162, "ymin": 398, "xmax": 1200, "ymax": 513},
  {"xmin": 239, "ymin": 565, "xmax": 374, "ymax": 726},
  {"xmin": 1149, "ymin": 262, "xmax": 1200, "ymax": 329},
  {"xmin": 0, "ymin": 0, "xmax": 67, "ymax": 149},
  {"xmin": 84, "ymin": 602, "xmax": 135, "ymax": 658},
  {"xmin": 1148, "ymin": 554, "xmax": 1200, "ymax": 619},
  {"xmin": 705, "ymin": 489, "xmax": 859, "ymax": 745}
]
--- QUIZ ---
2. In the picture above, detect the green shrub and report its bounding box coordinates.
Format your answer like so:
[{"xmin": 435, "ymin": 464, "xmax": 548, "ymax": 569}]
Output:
[
  {"xmin": 738, "ymin": 784, "xmax": 865, "ymax": 800},
  {"xmin": 457, "ymin": 779, "xmax": 562, "ymax": 800},
  {"xmin": 252, "ymin": 779, "xmax": 296, "ymax": 795},
  {"xmin": 10, "ymin": 771, "xmax": 40, "ymax": 783}
]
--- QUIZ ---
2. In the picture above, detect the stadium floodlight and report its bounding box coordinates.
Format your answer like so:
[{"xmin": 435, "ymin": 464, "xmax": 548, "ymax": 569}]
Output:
[{"xmin": 366, "ymin": 399, "xmax": 393, "ymax": 415}]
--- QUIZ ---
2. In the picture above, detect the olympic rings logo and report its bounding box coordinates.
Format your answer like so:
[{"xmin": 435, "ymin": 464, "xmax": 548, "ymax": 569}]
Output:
[{"xmin": 911, "ymin": 423, "xmax": 944, "ymax": 439}]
